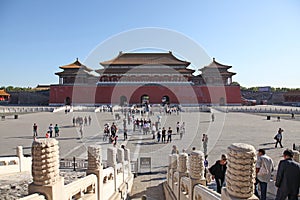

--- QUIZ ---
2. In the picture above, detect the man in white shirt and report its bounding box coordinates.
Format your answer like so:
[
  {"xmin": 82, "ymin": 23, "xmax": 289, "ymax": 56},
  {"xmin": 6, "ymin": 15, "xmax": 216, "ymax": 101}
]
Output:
[
  {"xmin": 151, "ymin": 123, "xmax": 156, "ymax": 139},
  {"xmin": 255, "ymin": 149, "xmax": 274, "ymax": 200}
]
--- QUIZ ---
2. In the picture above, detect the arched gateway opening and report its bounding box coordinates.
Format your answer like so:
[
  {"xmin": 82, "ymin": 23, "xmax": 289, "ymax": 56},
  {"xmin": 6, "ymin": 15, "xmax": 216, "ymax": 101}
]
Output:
[
  {"xmin": 65, "ymin": 97, "xmax": 71, "ymax": 105},
  {"xmin": 120, "ymin": 96, "xmax": 127, "ymax": 106}
]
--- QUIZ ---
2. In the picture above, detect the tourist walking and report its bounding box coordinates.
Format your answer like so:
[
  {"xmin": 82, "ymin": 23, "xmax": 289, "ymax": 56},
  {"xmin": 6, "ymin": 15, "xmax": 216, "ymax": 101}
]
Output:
[
  {"xmin": 204, "ymin": 155, "xmax": 209, "ymax": 184},
  {"xmin": 123, "ymin": 128, "xmax": 127, "ymax": 140},
  {"xmin": 123, "ymin": 118, "xmax": 127, "ymax": 130},
  {"xmin": 111, "ymin": 122, "xmax": 117, "ymax": 137},
  {"xmin": 176, "ymin": 122, "xmax": 180, "ymax": 134},
  {"xmin": 151, "ymin": 123, "xmax": 156, "ymax": 139},
  {"xmin": 33, "ymin": 123, "xmax": 38, "ymax": 137},
  {"xmin": 48, "ymin": 124, "xmax": 54, "ymax": 138},
  {"xmin": 180, "ymin": 122, "xmax": 185, "ymax": 139},
  {"xmin": 171, "ymin": 145, "xmax": 179, "ymax": 154},
  {"xmin": 157, "ymin": 127, "xmax": 161, "ymax": 142},
  {"xmin": 72, "ymin": 117, "xmax": 75, "ymax": 127},
  {"xmin": 88, "ymin": 115, "xmax": 91, "ymax": 125},
  {"xmin": 275, "ymin": 149, "xmax": 300, "ymax": 200},
  {"xmin": 103, "ymin": 125, "xmax": 110, "ymax": 141},
  {"xmin": 167, "ymin": 127, "xmax": 172, "ymax": 143},
  {"xmin": 209, "ymin": 154, "xmax": 227, "ymax": 194},
  {"xmin": 254, "ymin": 149, "xmax": 274, "ymax": 200},
  {"xmin": 54, "ymin": 124, "xmax": 60, "ymax": 137},
  {"xmin": 161, "ymin": 127, "xmax": 166, "ymax": 143},
  {"xmin": 274, "ymin": 128, "xmax": 284, "ymax": 148},
  {"xmin": 79, "ymin": 124, "xmax": 83, "ymax": 139},
  {"xmin": 291, "ymin": 113, "xmax": 295, "ymax": 119},
  {"xmin": 84, "ymin": 116, "xmax": 88, "ymax": 126},
  {"xmin": 211, "ymin": 113, "xmax": 215, "ymax": 122},
  {"xmin": 202, "ymin": 134, "xmax": 208, "ymax": 156}
]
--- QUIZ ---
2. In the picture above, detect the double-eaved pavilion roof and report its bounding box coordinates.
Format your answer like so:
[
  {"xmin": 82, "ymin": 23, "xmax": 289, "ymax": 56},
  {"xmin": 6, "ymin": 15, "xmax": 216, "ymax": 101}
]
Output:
[
  {"xmin": 55, "ymin": 58, "xmax": 98, "ymax": 77},
  {"xmin": 0, "ymin": 89, "xmax": 10, "ymax": 96},
  {"xmin": 59, "ymin": 58, "xmax": 93, "ymax": 72},
  {"xmin": 199, "ymin": 58, "xmax": 236, "ymax": 76},
  {"xmin": 100, "ymin": 51, "xmax": 190, "ymax": 67}
]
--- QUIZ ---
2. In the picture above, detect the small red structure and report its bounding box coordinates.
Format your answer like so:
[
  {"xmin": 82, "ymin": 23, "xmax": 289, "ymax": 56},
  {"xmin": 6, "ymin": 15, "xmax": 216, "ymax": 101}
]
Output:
[{"xmin": 50, "ymin": 52, "xmax": 241, "ymax": 106}]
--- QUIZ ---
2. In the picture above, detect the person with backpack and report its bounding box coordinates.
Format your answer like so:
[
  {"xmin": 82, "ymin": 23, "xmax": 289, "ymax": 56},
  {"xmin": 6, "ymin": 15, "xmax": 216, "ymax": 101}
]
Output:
[
  {"xmin": 274, "ymin": 128, "xmax": 284, "ymax": 148},
  {"xmin": 255, "ymin": 149, "xmax": 274, "ymax": 200}
]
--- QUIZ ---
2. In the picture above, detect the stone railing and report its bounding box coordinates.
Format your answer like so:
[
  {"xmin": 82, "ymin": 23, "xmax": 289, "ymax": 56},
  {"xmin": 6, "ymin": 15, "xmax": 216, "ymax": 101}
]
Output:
[
  {"xmin": 214, "ymin": 106, "xmax": 300, "ymax": 114},
  {"xmin": 0, "ymin": 146, "xmax": 31, "ymax": 175},
  {"xmin": 165, "ymin": 143, "xmax": 259, "ymax": 200},
  {"xmin": 0, "ymin": 106, "xmax": 55, "ymax": 114},
  {"xmin": 18, "ymin": 193, "xmax": 46, "ymax": 200},
  {"xmin": 64, "ymin": 174, "xmax": 98, "ymax": 200},
  {"xmin": 19, "ymin": 139, "xmax": 133, "ymax": 200}
]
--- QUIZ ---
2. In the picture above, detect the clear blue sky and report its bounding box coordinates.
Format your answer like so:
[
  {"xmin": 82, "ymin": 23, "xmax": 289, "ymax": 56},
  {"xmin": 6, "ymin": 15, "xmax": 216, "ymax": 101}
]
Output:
[{"xmin": 0, "ymin": 0, "xmax": 299, "ymax": 88}]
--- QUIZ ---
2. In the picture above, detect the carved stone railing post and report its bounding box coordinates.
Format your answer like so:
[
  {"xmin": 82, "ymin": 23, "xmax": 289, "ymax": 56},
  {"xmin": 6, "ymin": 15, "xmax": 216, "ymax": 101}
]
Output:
[
  {"xmin": 16, "ymin": 146, "xmax": 23, "ymax": 158},
  {"xmin": 167, "ymin": 155, "xmax": 172, "ymax": 185},
  {"xmin": 178, "ymin": 153, "xmax": 188, "ymax": 174},
  {"xmin": 169, "ymin": 154, "xmax": 178, "ymax": 189},
  {"xmin": 86, "ymin": 145, "xmax": 102, "ymax": 200},
  {"xmin": 222, "ymin": 143, "xmax": 258, "ymax": 200},
  {"xmin": 124, "ymin": 148, "xmax": 131, "ymax": 173},
  {"xmin": 176, "ymin": 153, "xmax": 188, "ymax": 199},
  {"xmin": 107, "ymin": 147, "xmax": 117, "ymax": 192},
  {"xmin": 16, "ymin": 146, "xmax": 23, "ymax": 172},
  {"xmin": 29, "ymin": 139, "xmax": 64, "ymax": 200},
  {"xmin": 117, "ymin": 148, "xmax": 125, "ymax": 182},
  {"xmin": 189, "ymin": 150, "xmax": 206, "ymax": 199}
]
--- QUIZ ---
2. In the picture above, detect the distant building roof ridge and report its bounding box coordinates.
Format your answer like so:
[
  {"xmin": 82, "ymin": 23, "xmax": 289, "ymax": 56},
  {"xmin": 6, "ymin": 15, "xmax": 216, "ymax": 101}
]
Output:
[
  {"xmin": 100, "ymin": 51, "xmax": 190, "ymax": 67},
  {"xmin": 60, "ymin": 58, "xmax": 93, "ymax": 72}
]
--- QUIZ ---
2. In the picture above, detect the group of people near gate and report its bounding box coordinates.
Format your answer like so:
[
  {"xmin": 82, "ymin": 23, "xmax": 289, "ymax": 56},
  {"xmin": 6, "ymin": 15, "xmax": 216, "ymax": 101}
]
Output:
[{"xmin": 171, "ymin": 145, "xmax": 300, "ymax": 200}]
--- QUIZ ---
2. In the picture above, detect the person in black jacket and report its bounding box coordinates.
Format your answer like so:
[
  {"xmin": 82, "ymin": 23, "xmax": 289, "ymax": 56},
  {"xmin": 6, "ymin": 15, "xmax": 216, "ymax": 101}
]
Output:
[
  {"xmin": 275, "ymin": 149, "xmax": 300, "ymax": 200},
  {"xmin": 209, "ymin": 154, "xmax": 227, "ymax": 194}
]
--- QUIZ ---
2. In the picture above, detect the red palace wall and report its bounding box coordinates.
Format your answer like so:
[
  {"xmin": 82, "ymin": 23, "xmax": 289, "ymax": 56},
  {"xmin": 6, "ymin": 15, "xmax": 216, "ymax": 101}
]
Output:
[{"xmin": 49, "ymin": 84, "xmax": 241, "ymax": 105}]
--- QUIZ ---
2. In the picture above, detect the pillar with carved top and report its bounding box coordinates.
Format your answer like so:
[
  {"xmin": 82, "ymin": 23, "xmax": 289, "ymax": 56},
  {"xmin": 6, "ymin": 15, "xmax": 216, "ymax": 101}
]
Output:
[
  {"xmin": 176, "ymin": 152, "xmax": 188, "ymax": 199},
  {"xmin": 107, "ymin": 147, "xmax": 117, "ymax": 193},
  {"xmin": 117, "ymin": 148, "xmax": 125, "ymax": 181},
  {"xmin": 29, "ymin": 139, "xmax": 64, "ymax": 200},
  {"xmin": 189, "ymin": 150, "xmax": 206, "ymax": 199},
  {"xmin": 86, "ymin": 145, "xmax": 102, "ymax": 200},
  {"xmin": 222, "ymin": 143, "xmax": 258, "ymax": 200}
]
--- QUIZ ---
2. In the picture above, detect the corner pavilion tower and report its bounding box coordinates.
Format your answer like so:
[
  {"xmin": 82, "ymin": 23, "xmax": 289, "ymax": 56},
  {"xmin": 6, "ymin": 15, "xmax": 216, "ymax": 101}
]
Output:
[{"xmin": 49, "ymin": 52, "xmax": 241, "ymax": 105}]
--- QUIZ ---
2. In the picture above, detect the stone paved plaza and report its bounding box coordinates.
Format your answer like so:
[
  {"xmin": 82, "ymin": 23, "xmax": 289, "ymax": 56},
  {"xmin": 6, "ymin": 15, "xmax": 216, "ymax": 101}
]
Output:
[{"xmin": 0, "ymin": 106, "xmax": 299, "ymax": 199}]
